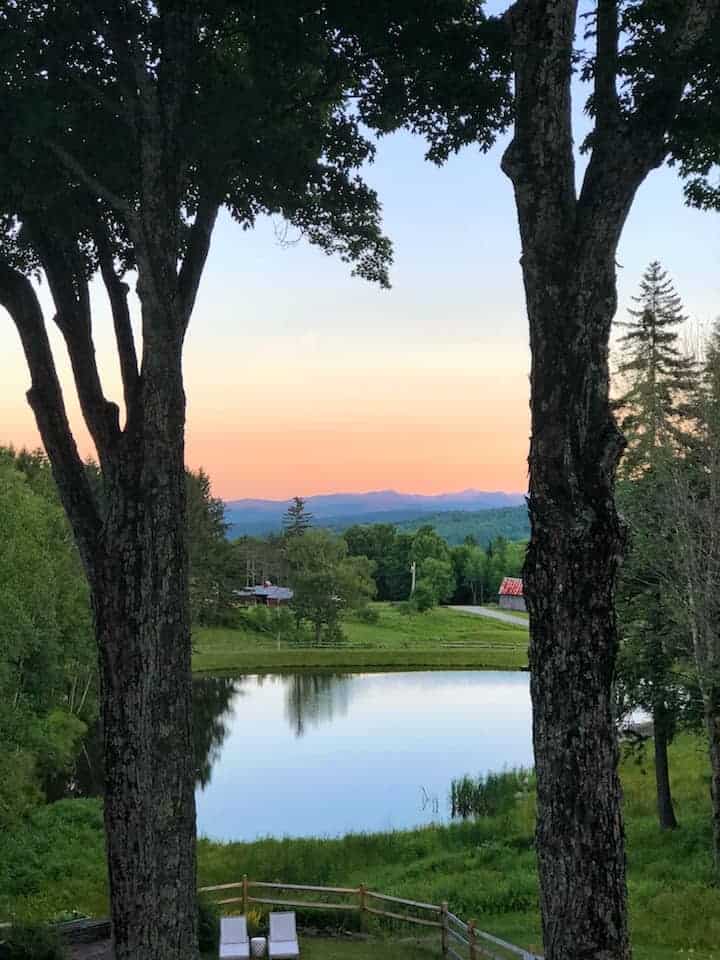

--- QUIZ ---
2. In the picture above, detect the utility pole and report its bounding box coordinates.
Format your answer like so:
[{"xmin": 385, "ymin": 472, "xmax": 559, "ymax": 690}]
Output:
[{"xmin": 410, "ymin": 561, "xmax": 417, "ymax": 597}]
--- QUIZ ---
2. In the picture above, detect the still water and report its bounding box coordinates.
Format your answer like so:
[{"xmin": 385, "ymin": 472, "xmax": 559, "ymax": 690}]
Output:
[{"xmin": 194, "ymin": 671, "xmax": 533, "ymax": 841}]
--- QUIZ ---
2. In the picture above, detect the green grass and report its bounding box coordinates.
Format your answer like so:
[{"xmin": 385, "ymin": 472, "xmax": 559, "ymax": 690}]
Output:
[
  {"xmin": 205, "ymin": 937, "xmax": 438, "ymax": 959},
  {"xmin": 481, "ymin": 605, "xmax": 529, "ymax": 621},
  {"xmin": 192, "ymin": 604, "xmax": 529, "ymax": 673},
  {"xmin": 276, "ymin": 936, "xmax": 437, "ymax": 959},
  {"xmin": 2, "ymin": 735, "xmax": 718, "ymax": 959}
]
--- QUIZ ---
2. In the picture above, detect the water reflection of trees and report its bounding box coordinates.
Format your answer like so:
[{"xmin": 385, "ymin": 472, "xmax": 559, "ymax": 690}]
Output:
[
  {"xmin": 283, "ymin": 673, "xmax": 352, "ymax": 737},
  {"xmin": 50, "ymin": 675, "xmax": 243, "ymax": 798},
  {"xmin": 193, "ymin": 676, "xmax": 243, "ymax": 788}
]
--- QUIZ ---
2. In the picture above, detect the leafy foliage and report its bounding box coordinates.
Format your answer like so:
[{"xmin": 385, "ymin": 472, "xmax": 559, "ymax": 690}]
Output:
[
  {"xmin": 0, "ymin": 451, "xmax": 94, "ymax": 828},
  {"xmin": 197, "ymin": 897, "xmax": 220, "ymax": 954},
  {"xmin": 286, "ymin": 530, "xmax": 376, "ymax": 642},
  {"xmin": 187, "ymin": 469, "xmax": 237, "ymax": 626},
  {"xmin": 0, "ymin": 924, "xmax": 67, "ymax": 960}
]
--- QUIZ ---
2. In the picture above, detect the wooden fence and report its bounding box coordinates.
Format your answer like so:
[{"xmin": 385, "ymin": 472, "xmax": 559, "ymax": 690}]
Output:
[{"xmin": 199, "ymin": 878, "xmax": 542, "ymax": 960}]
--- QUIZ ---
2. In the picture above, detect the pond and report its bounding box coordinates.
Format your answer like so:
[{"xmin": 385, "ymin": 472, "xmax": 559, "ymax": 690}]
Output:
[{"xmin": 194, "ymin": 670, "xmax": 533, "ymax": 842}]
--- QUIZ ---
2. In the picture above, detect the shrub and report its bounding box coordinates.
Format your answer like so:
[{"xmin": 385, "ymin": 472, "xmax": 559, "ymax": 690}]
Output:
[
  {"xmin": 0, "ymin": 924, "xmax": 67, "ymax": 960},
  {"xmin": 197, "ymin": 896, "xmax": 220, "ymax": 954},
  {"xmin": 355, "ymin": 605, "xmax": 380, "ymax": 625},
  {"xmin": 412, "ymin": 581, "xmax": 437, "ymax": 613}
]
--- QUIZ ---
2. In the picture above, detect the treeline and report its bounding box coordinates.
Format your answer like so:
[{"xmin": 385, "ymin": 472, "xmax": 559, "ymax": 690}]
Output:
[
  {"xmin": 232, "ymin": 501, "xmax": 525, "ymax": 605},
  {"xmin": 395, "ymin": 505, "xmax": 529, "ymax": 546},
  {"xmin": 342, "ymin": 522, "xmax": 524, "ymax": 607},
  {"xmin": 612, "ymin": 262, "xmax": 720, "ymax": 860}
]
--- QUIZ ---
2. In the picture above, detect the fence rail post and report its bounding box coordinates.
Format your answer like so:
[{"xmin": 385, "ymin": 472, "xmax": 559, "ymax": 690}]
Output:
[
  {"xmin": 468, "ymin": 919, "xmax": 477, "ymax": 960},
  {"xmin": 242, "ymin": 874, "xmax": 248, "ymax": 916},
  {"xmin": 358, "ymin": 884, "xmax": 367, "ymax": 932},
  {"xmin": 440, "ymin": 901, "xmax": 448, "ymax": 956}
]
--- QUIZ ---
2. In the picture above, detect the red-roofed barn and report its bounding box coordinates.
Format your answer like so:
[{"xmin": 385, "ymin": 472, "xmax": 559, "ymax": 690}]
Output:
[{"xmin": 498, "ymin": 577, "xmax": 526, "ymax": 612}]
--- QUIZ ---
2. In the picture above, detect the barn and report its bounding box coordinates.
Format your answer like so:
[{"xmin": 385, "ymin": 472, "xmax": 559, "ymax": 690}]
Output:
[
  {"xmin": 498, "ymin": 576, "xmax": 526, "ymax": 612},
  {"xmin": 234, "ymin": 583, "xmax": 294, "ymax": 607}
]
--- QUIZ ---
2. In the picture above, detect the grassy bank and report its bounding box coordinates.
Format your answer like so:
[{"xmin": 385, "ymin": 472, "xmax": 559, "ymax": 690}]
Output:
[
  {"xmin": 192, "ymin": 604, "xmax": 529, "ymax": 673},
  {"xmin": 2, "ymin": 736, "xmax": 717, "ymax": 959}
]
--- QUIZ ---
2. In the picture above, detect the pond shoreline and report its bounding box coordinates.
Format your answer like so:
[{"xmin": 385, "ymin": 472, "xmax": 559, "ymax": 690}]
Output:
[{"xmin": 192, "ymin": 605, "xmax": 530, "ymax": 674}]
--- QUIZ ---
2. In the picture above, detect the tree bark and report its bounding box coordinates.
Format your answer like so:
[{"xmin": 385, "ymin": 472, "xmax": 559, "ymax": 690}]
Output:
[
  {"xmin": 652, "ymin": 702, "xmax": 678, "ymax": 830},
  {"xmin": 94, "ymin": 311, "xmax": 197, "ymax": 960},
  {"xmin": 501, "ymin": 4, "xmax": 635, "ymax": 957},
  {"xmin": 497, "ymin": 0, "xmax": 720, "ymax": 952},
  {"xmin": 522, "ymin": 275, "xmax": 631, "ymax": 960},
  {"xmin": 703, "ymin": 686, "xmax": 720, "ymax": 873}
]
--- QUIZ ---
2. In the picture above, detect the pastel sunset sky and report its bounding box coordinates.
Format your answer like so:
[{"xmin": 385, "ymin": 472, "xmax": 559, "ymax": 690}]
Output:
[{"xmin": 1, "ymin": 63, "xmax": 718, "ymax": 499}]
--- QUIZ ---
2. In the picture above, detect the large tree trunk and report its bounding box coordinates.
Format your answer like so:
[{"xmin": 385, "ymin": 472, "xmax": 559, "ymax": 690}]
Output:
[
  {"xmin": 94, "ymin": 328, "xmax": 197, "ymax": 960},
  {"xmin": 703, "ymin": 686, "xmax": 720, "ymax": 873},
  {"xmin": 652, "ymin": 702, "xmax": 678, "ymax": 830},
  {"xmin": 523, "ymin": 276, "xmax": 630, "ymax": 960},
  {"xmin": 500, "ymin": 2, "xmax": 675, "ymax": 954}
]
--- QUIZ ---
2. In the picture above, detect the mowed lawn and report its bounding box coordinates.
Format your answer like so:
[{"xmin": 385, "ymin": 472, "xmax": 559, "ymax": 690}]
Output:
[
  {"xmin": 192, "ymin": 603, "xmax": 529, "ymax": 673},
  {"xmin": 206, "ymin": 937, "xmax": 438, "ymax": 960}
]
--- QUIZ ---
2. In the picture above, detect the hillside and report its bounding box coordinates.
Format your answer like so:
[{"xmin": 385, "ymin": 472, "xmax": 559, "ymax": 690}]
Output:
[
  {"xmin": 225, "ymin": 489, "xmax": 526, "ymax": 538},
  {"xmin": 395, "ymin": 505, "xmax": 529, "ymax": 545}
]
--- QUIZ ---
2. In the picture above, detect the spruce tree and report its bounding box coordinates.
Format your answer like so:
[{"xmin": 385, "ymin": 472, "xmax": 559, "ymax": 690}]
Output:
[
  {"xmin": 282, "ymin": 497, "xmax": 314, "ymax": 539},
  {"xmin": 615, "ymin": 262, "xmax": 695, "ymax": 829},
  {"xmin": 615, "ymin": 261, "xmax": 695, "ymax": 475}
]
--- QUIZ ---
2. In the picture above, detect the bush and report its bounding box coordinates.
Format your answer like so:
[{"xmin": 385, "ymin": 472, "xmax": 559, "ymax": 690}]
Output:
[
  {"xmin": 0, "ymin": 924, "xmax": 67, "ymax": 960},
  {"xmin": 412, "ymin": 581, "xmax": 436, "ymax": 612},
  {"xmin": 197, "ymin": 896, "xmax": 220, "ymax": 954},
  {"xmin": 355, "ymin": 605, "xmax": 380, "ymax": 624}
]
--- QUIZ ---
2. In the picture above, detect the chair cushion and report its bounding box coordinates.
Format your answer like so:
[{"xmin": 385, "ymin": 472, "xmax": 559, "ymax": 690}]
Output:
[
  {"xmin": 220, "ymin": 944, "xmax": 250, "ymax": 959},
  {"xmin": 221, "ymin": 917, "xmax": 249, "ymax": 943},
  {"xmin": 268, "ymin": 939, "xmax": 299, "ymax": 959}
]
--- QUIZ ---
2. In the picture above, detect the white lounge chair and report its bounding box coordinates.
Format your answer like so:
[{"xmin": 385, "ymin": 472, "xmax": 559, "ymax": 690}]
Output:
[
  {"xmin": 268, "ymin": 911, "xmax": 299, "ymax": 959},
  {"xmin": 219, "ymin": 915, "xmax": 250, "ymax": 959}
]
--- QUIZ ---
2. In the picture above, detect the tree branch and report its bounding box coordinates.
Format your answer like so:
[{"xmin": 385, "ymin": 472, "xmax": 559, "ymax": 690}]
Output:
[
  {"xmin": 0, "ymin": 258, "xmax": 102, "ymax": 576},
  {"xmin": 177, "ymin": 194, "xmax": 220, "ymax": 331},
  {"xmin": 46, "ymin": 140, "xmax": 131, "ymax": 214},
  {"xmin": 30, "ymin": 224, "xmax": 121, "ymax": 470},
  {"xmin": 594, "ymin": 0, "xmax": 620, "ymax": 137},
  {"xmin": 577, "ymin": 0, "xmax": 720, "ymax": 255},
  {"xmin": 501, "ymin": 0, "xmax": 578, "ymax": 249},
  {"xmin": 94, "ymin": 222, "xmax": 141, "ymax": 418},
  {"xmin": 629, "ymin": 0, "xmax": 720, "ymax": 144}
]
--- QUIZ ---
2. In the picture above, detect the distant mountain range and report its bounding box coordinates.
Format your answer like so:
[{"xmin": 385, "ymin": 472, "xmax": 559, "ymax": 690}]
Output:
[{"xmin": 224, "ymin": 489, "xmax": 526, "ymax": 538}]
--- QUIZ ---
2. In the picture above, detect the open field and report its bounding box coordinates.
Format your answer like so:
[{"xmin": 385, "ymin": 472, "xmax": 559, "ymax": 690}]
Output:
[
  {"xmin": 2, "ymin": 736, "xmax": 717, "ymax": 960},
  {"xmin": 192, "ymin": 604, "xmax": 529, "ymax": 673}
]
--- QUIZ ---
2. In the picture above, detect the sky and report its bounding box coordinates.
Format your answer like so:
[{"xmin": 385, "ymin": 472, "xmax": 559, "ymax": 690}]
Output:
[{"xmin": 1, "ymin": 61, "xmax": 719, "ymax": 500}]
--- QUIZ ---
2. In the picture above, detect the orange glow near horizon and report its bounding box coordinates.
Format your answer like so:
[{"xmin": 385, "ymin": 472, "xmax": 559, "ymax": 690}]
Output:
[{"xmin": 1, "ymin": 348, "xmax": 531, "ymax": 500}]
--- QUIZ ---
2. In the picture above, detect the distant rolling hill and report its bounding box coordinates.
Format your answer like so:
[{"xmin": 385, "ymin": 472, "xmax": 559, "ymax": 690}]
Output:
[
  {"xmin": 394, "ymin": 505, "xmax": 529, "ymax": 546},
  {"xmin": 224, "ymin": 489, "xmax": 527, "ymax": 540}
]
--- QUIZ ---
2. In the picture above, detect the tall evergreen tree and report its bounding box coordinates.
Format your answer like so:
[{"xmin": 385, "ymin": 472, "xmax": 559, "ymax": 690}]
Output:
[
  {"xmin": 282, "ymin": 497, "xmax": 314, "ymax": 539},
  {"xmin": 614, "ymin": 262, "xmax": 695, "ymax": 830},
  {"xmin": 615, "ymin": 262, "xmax": 695, "ymax": 475}
]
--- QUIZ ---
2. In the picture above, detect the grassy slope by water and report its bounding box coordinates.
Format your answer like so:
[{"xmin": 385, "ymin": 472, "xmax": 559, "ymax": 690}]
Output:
[
  {"xmin": 2, "ymin": 736, "xmax": 717, "ymax": 960},
  {"xmin": 192, "ymin": 604, "xmax": 529, "ymax": 673}
]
